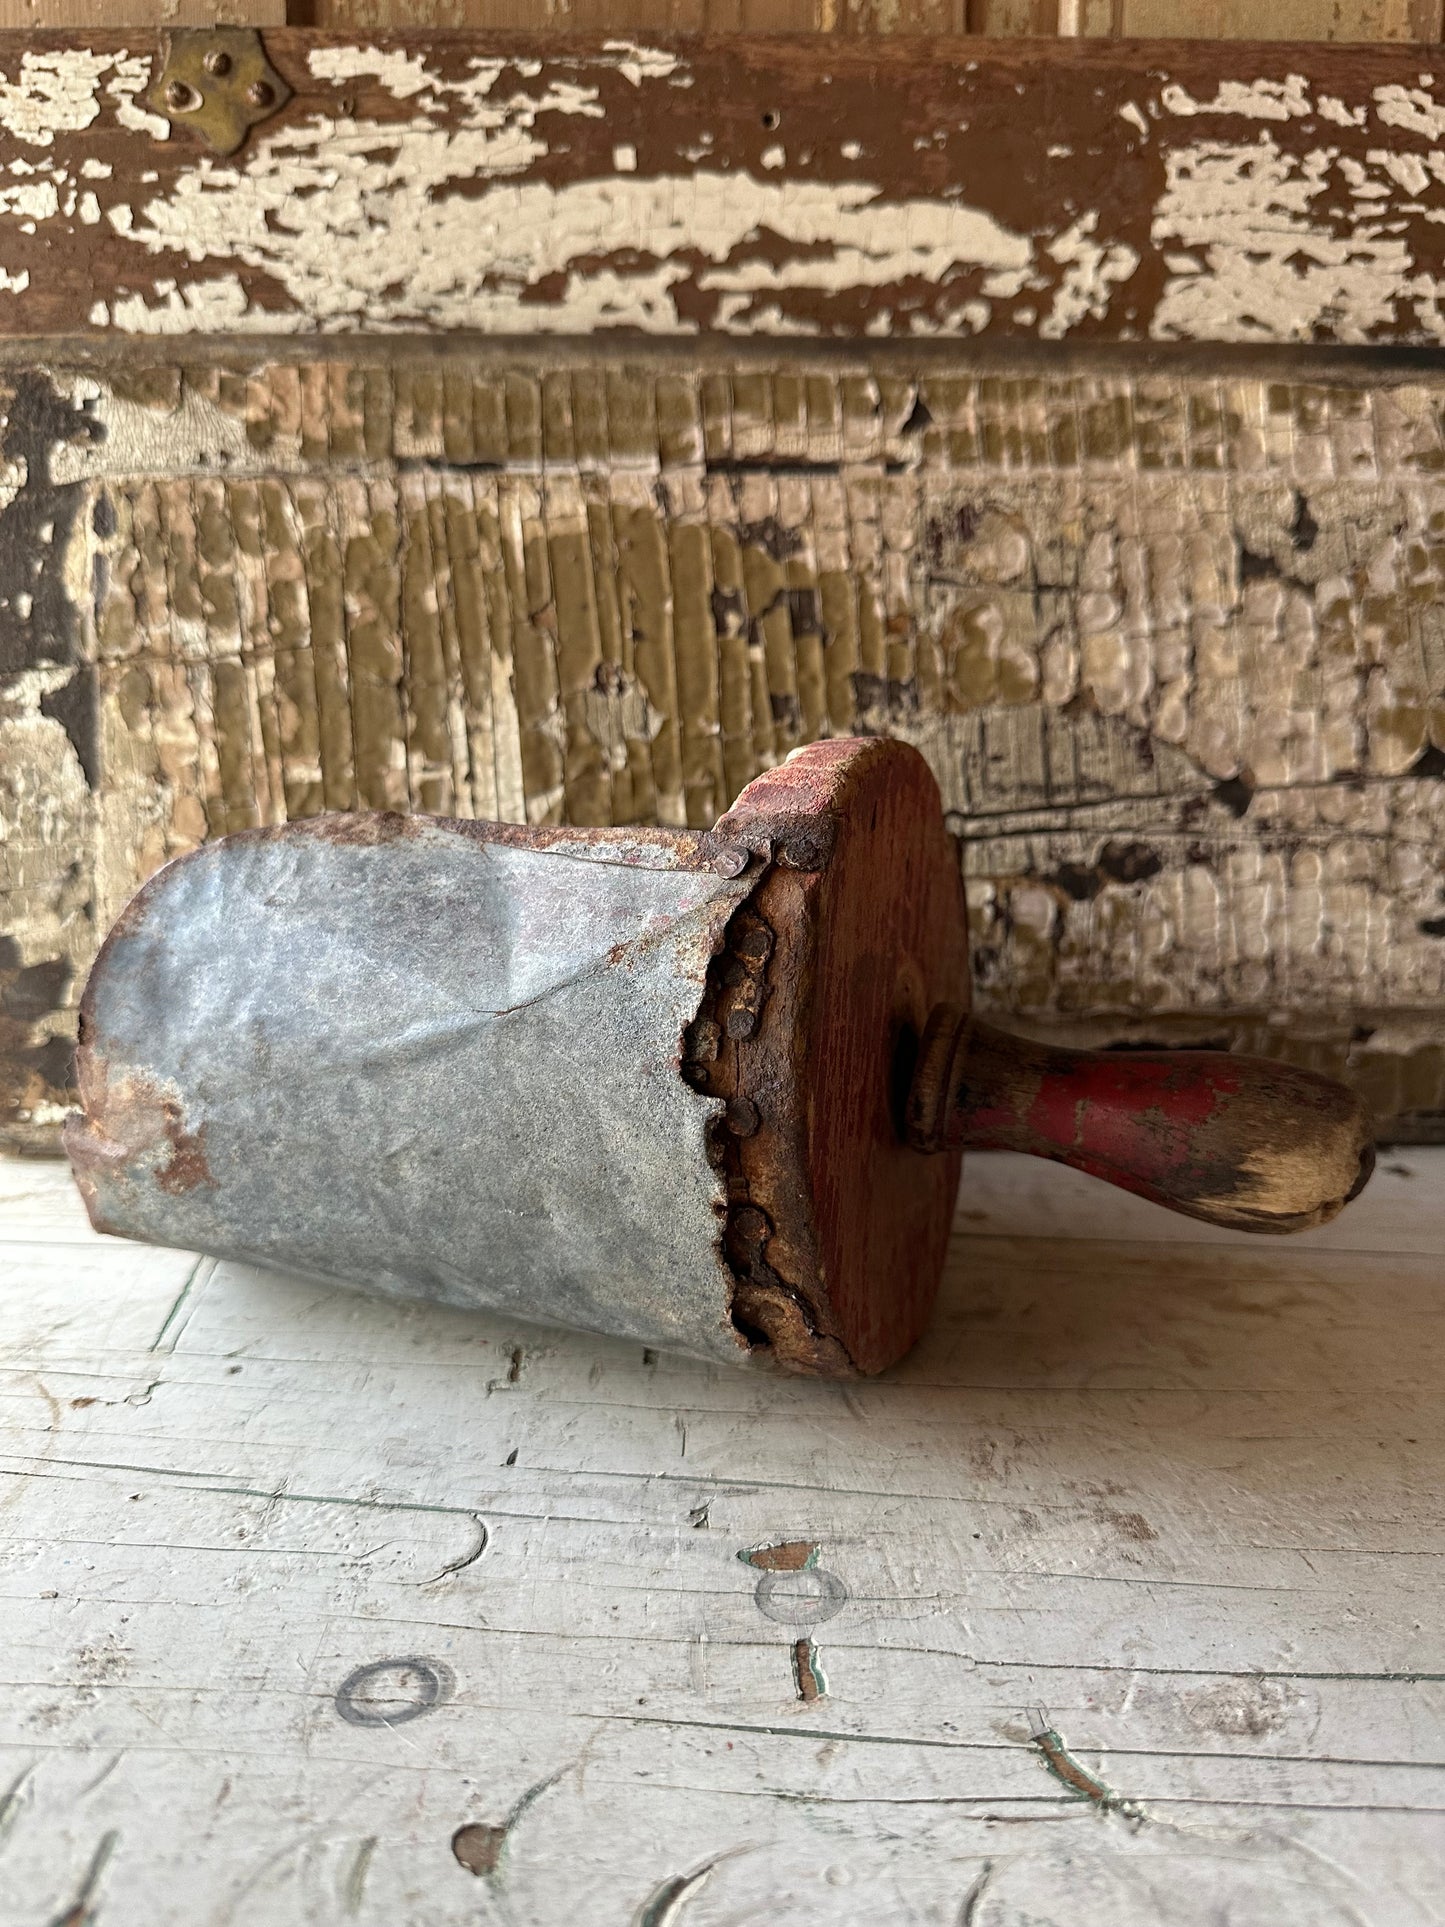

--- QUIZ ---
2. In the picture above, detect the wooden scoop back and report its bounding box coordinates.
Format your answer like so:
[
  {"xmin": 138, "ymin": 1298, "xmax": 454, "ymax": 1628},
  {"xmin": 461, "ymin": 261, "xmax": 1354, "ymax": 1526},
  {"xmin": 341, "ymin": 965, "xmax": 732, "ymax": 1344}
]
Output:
[{"xmin": 699, "ymin": 739, "xmax": 1374, "ymax": 1376}]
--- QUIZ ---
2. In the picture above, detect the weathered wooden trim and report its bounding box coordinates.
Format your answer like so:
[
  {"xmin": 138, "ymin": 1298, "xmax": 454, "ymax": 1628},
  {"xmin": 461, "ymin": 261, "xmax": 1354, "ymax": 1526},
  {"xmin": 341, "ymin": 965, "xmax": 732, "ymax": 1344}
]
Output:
[{"xmin": 9, "ymin": 34, "xmax": 1445, "ymax": 345}]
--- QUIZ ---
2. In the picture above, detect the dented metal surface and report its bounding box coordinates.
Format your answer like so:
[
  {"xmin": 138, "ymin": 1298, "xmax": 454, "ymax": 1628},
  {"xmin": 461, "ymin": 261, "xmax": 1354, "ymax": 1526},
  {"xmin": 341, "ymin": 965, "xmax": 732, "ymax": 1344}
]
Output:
[{"xmin": 66, "ymin": 814, "xmax": 758, "ymax": 1363}]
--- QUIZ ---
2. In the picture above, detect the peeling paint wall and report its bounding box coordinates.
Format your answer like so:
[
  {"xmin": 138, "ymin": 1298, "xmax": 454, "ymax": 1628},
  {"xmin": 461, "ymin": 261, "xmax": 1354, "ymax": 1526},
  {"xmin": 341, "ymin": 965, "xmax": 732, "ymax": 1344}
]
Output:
[{"xmin": 10, "ymin": 351, "xmax": 1445, "ymax": 1147}]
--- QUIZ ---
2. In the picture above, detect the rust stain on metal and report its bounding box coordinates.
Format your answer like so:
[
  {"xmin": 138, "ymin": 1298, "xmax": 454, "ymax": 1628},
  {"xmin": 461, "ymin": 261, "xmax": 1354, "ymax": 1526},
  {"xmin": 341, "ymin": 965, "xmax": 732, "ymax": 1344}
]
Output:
[
  {"xmin": 152, "ymin": 1100, "xmax": 214, "ymax": 1195},
  {"xmin": 65, "ymin": 1063, "xmax": 215, "ymax": 1200},
  {"xmin": 293, "ymin": 809, "xmax": 423, "ymax": 846}
]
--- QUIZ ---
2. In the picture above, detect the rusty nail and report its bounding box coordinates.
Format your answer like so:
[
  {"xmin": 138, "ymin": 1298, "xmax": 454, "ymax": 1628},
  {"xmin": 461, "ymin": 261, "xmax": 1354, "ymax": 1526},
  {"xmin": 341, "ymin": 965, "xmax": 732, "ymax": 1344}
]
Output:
[
  {"xmin": 165, "ymin": 80, "xmax": 200, "ymax": 112},
  {"xmin": 204, "ymin": 49, "xmax": 232, "ymax": 75},
  {"xmin": 730, "ymin": 1204, "xmax": 771, "ymax": 1247},
  {"xmin": 781, "ymin": 836, "xmax": 825, "ymax": 871},
  {"xmin": 246, "ymin": 80, "xmax": 275, "ymax": 108},
  {"xmin": 725, "ymin": 1006, "xmax": 758, "ymax": 1041},
  {"xmin": 713, "ymin": 844, "xmax": 749, "ymax": 878},
  {"xmin": 725, "ymin": 1097, "xmax": 760, "ymax": 1138}
]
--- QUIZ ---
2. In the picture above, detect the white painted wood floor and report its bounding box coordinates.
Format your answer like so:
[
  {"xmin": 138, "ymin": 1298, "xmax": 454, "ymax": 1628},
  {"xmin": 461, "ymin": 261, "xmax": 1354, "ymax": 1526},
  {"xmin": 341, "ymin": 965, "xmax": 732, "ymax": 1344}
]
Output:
[{"xmin": 1, "ymin": 1150, "xmax": 1442, "ymax": 1926}]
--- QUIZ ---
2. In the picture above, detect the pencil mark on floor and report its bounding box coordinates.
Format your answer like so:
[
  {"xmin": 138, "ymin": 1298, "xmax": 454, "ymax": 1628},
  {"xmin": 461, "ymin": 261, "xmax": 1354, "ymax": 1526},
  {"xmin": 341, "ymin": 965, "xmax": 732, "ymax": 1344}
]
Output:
[
  {"xmin": 958, "ymin": 1861, "xmax": 993, "ymax": 1927},
  {"xmin": 0, "ymin": 1762, "xmax": 32, "ymax": 1848},
  {"xmin": 634, "ymin": 1851, "xmax": 734, "ymax": 1927},
  {"xmin": 150, "ymin": 1257, "xmax": 214, "ymax": 1353},
  {"xmin": 342, "ymin": 1836, "xmax": 376, "ymax": 1916},
  {"xmin": 78, "ymin": 1752, "xmax": 122, "ymax": 1800},
  {"xmin": 334, "ymin": 1657, "xmax": 454, "ymax": 1728},
  {"xmin": 751, "ymin": 1555, "xmax": 847, "ymax": 1627},
  {"xmin": 421, "ymin": 1513, "xmax": 488, "ymax": 1584},
  {"xmin": 47, "ymin": 1829, "xmax": 118, "ymax": 1927},
  {"xmin": 452, "ymin": 1766, "xmax": 569, "ymax": 1880}
]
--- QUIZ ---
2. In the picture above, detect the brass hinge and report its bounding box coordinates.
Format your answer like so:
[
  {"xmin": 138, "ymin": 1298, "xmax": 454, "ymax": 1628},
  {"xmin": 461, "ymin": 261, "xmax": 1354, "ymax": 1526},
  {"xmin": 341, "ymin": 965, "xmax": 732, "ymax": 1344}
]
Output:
[{"xmin": 147, "ymin": 28, "xmax": 291, "ymax": 158}]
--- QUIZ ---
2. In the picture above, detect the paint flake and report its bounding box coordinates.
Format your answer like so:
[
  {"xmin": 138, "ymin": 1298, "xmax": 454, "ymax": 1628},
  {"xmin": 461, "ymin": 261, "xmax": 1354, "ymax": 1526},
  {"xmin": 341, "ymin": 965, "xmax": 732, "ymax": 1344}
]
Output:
[
  {"xmin": 1375, "ymin": 84, "xmax": 1445, "ymax": 140},
  {"xmin": 0, "ymin": 49, "xmax": 111, "ymax": 147},
  {"xmin": 602, "ymin": 42, "xmax": 683, "ymax": 87},
  {"xmin": 308, "ymin": 45, "xmax": 436, "ymax": 100},
  {"xmin": 1161, "ymin": 76, "xmax": 1313, "ymax": 122}
]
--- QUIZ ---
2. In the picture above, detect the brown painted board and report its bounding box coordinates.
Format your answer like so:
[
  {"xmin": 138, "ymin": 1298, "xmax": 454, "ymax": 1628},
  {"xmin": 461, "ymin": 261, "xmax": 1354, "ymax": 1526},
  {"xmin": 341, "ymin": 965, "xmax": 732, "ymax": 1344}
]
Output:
[
  {"xmin": 8, "ymin": 34, "xmax": 1445, "ymax": 343},
  {"xmin": 9, "ymin": 344, "xmax": 1445, "ymax": 1152}
]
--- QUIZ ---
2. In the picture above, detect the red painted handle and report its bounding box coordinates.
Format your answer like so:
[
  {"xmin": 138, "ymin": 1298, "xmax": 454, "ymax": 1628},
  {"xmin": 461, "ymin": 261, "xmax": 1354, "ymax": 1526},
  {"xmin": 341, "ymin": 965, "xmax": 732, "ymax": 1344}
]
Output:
[{"xmin": 905, "ymin": 1007, "xmax": 1374, "ymax": 1234}]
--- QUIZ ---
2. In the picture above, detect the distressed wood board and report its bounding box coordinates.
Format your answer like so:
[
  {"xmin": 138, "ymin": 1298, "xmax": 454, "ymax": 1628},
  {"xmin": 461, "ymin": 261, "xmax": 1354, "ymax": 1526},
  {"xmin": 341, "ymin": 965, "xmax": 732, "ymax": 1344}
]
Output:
[
  {"xmin": 2, "ymin": 1, "xmax": 1440, "ymax": 35},
  {"xmin": 11, "ymin": 346, "xmax": 1445, "ymax": 1148},
  {"xmin": 10, "ymin": 34, "xmax": 1445, "ymax": 344},
  {"xmin": 0, "ymin": 1149, "xmax": 1442, "ymax": 1923}
]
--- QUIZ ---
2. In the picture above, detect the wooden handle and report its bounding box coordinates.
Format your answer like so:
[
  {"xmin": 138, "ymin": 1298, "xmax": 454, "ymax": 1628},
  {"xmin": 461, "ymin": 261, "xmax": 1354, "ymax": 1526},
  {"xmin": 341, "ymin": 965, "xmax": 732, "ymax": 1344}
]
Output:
[{"xmin": 904, "ymin": 1006, "xmax": 1374, "ymax": 1234}]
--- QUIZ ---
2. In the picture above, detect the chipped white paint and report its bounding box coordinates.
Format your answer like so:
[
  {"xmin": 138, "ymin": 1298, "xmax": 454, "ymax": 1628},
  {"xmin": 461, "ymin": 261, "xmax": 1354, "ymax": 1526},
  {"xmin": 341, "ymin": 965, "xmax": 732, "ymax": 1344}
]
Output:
[
  {"xmin": 0, "ymin": 47, "xmax": 169, "ymax": 151},
  {"xmin": 0, "ymin": 181, "xmax": 59, "ymax": 223},
  {"xmin": 0, "ymin": 1155, "xmax": 1441, "ymax": 1923},
  {"xmin": 3, "ymin": 43, "xmax": 1445, "ymax": 347},
  {"xmin": 98, "ymin": 98, "xmax": 1042, "ymax": 335},
  {"xmin": 0, "ymin": 48, "xmax": 109, "ymax": 147},
  {"xmin": 602, "ymin": 40, "xmax": 682, "ymax": 87},
  {"xmin": 1373, "ymin": 82, "xmax": 1445, "ymax": 140},
  {"xmin": 1118, "ymin": 100, "xmax": 1149, "ymax": 138},
  {"xmin": 1317, "ymin": 94, "xmax": 1366, "ymax": 128},
  {"xmin": 306, "ymin": 43, "xmax": 437, "ymax": 100},
  {"xmin": 1041, "ymin": 213, "xmax": 1139, "ymax": 339},
  {"xmin": 47, "ymin": 373, "xmax": 270, "ymax": 484},
  {"xmin": 1151, "ymin": 135, "xmax": 1444, "ymax": 343},
  {"xmin": 1161, "ymin": 74, "xmax": 1314, "ymax": 121},
  {"xmin": 105, "ymin": 52, "xmax": 168, "ymax": 142}
]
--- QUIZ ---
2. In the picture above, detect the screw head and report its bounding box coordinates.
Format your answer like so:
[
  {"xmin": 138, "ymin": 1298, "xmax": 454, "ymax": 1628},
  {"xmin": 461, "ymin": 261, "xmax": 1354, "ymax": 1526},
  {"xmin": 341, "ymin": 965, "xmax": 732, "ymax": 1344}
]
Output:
[
  {"xmin": 246, "ymin": 79, "xmax": 275, "ymax": 109},
  {"xmin": 712, "ymin": 843, "xmax": 749, "ymax": 878},
  {"xmin": 203, "ymin": 49, "xmax": 232, "ymax": 76},
  {"xmin": 165, "ymin": 80, "xmax": 200, "ymax": 112}
]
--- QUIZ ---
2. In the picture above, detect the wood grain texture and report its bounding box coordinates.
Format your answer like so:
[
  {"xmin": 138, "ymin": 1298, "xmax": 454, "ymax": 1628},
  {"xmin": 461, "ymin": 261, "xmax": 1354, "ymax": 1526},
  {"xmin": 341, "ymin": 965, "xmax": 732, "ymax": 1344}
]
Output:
[
  {"xmin": 13, "ymin": 348, "xmax": 1445, "ymax": 1150},
  {"xmin": 11, "ymin": 33, "xmax": 1445, "ymax": 343},
  {"xmin": 1, "ymin": 4, "xmax": 1431, "ymax": 41},
  {"xmin": 0, "ymin": 1150, "xmax": 1442, "ymax": 1923},
  {"xmin": 305, "ymin": 0, "xmax": 1442, "ymax": 33}
]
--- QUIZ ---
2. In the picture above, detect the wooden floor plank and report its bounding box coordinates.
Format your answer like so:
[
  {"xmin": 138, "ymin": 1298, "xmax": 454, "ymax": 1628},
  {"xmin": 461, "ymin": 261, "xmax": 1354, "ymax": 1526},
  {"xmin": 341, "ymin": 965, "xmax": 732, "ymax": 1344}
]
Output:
[{"xmin": 0, "ymin": 1154, "xmax": 1441, "ymax": 1921}]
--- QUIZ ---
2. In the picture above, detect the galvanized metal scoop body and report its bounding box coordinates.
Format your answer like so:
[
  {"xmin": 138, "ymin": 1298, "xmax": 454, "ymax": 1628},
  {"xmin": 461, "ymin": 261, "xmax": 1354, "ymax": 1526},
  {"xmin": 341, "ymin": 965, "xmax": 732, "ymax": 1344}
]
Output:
[
  {"xmin": 66, "ymin": 740, "xmax": 1374, "ymax": 1376},
  {"xmin": 68, "ymin": 815, "xmax": 762, "ymax": 1365}
]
